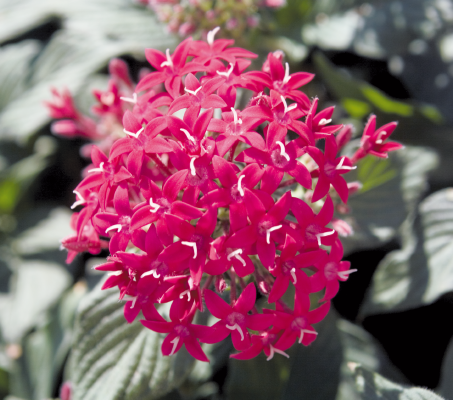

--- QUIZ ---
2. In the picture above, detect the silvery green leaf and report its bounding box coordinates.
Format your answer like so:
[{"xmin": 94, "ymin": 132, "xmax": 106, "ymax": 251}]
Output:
[
  {"xmin": 342, "ymin": 146, "xmax": 438, "ymax": 255},
  {"xmin": 347, "ymin": 363, "xmax": 444, "ymax": 400},
  {"xmin": 69, "ymin": 282, "xmax": 194, "ymax": 400},
  {"xmin": 361, "ymin": 188, "xmax": 453, "ymax": 316}
]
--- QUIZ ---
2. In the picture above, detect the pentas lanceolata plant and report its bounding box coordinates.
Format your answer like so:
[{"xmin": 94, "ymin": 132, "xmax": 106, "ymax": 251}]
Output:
[{"xmin": 48, "ymin": 28, "xmax": 403, "ymax": 363}]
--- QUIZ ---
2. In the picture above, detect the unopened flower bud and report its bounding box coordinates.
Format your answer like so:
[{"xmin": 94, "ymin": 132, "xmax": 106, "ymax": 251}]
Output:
[
  {"xmin": 215, "ymin": 276, "xmax": 227, "ymax": 293},
  {"xmin": 336, "ymin": 124, "xmax": 353, "ymax": 150},
  {"xmin": 60, "ymin": 382, "xmax": 72, "ymax": 400},
  {"xmin": 51, "ymin": 120, "xmax": 79, "ymax": 138},
  {"xmin": 347, "ymin": 181, "xmax": 362, "ymax": 196},
  {"xmin": 331, "ymin": 218, "xmax": 354, "ymax": 237}
]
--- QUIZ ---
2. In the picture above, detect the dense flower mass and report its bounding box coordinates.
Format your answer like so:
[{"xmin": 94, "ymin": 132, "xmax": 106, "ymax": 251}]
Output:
[{"xmin": 49, "ymin": 29, "xmax": 402, "ymax": 362}]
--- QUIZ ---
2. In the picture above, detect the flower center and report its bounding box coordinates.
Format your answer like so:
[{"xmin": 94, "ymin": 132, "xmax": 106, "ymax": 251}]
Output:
[{"xmin": 324, "ymin": 261, "xmax": 339, "ymax": 281}]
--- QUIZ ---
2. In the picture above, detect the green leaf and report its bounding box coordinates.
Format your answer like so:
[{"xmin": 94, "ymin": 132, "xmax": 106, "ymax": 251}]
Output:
[
  {"xmin": 360, "ymin": 188, "xmax": 453, "ymax": 316},
  {"xmin": 347, "ymin": 363, "xmax": 445, "ymax": 400},
  {"xmin": 68, "ymin": 283, "xmax": 194, "ymax": 400},
  {"xmin": 0, "ymin": 259, "xmax": 71, "ymax": 343},
  {"xmin": 341, "ymin": 146, "xmax": 438, "ymax": 255}
]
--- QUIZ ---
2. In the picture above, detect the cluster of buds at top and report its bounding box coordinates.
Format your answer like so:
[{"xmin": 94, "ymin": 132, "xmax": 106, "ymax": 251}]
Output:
[
  {"xmin": 50, "ymin": 28, "xmax": 403, "ymax": 362},
  {"xmin": 138, "ymin": 0, "xmax": 284, "ymax": 38}
]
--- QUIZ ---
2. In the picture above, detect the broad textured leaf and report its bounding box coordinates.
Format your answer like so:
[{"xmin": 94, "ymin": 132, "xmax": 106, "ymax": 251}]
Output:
[
  {"xmin": 341, "ymin": 146, "xmax": 438, "ymax": 255},
  {"xmin": 69, "ymin": 283, "xmax": 194, "ymax": 400},
  {"xmin": 360, "ymin": 188, "xmax": 453, "ymax": 316},
  {"xmin": 0, "ymin": 259, "xmax": 71, "ymax": 343},
  {"xmin": 347, "ymin": 363, "xmax": 444, "ymax": 400}
]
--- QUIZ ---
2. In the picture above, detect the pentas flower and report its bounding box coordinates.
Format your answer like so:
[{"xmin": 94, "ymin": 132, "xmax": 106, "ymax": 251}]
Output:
[{"xmin": 53, "ymin": 28, "xmax": 403, "ymax": 363}]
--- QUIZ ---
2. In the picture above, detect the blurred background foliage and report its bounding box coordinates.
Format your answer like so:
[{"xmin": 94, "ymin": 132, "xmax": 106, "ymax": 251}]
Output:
[{"xmin": 2, "ymin": 0, "xmax": 453, "ymax": 399}]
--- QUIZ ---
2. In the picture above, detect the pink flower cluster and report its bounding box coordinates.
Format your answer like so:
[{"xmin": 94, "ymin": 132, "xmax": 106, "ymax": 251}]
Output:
[
  {"xmin": 49, "ymin": 29, "xmax": 402, "ymax": 362},
  {"xmin": 139, "ymin": 0, "xmax": 284, "ymax": 38}
]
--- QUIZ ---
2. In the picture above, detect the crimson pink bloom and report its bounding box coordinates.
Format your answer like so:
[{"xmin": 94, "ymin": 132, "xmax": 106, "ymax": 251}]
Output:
[
  {"xmin": 130, "ymin": 172, "xmax": 203, "ymax": 245},
  {"xmin": 236, "ymin": 123, "xmax": 311, "ymax": 194},
  {"xmin": 158, "ymin": 207, "xmax": 217, "ymax": 285},
  {"xmin": 352, "ymin": 114, "xmax": 402, "ymax": 163},
  {"xmin": 136, "ymin": 37, "xmax": 206, "ymax": 98},
  {"xmin": 307, "ymin": 135, "xmax": 355, "ymax": 203},
  {"xmin": 304, "ymin": 98, "xmax": 343, "ymax": 140},
  {"xmin": 226, "ymin": 190, "xmax": 292, "ymax": 268},
  {"xmin": 141, "ymin": 302, "xmax": 211, "ymax": 362},
  {"xmin": 267, "ymin": 235, "xmax": 313, "ymax": 303},
  {"xmin": 274, "ymin": 293, "xmax": 330, "ymax": 350},
  {"xmin": 202, "ymin": 283, "xmax": 275, "ymax": 350},
  {"xmin": 310, "ymin": 239, "xmax": 356, "ymax": 302},
  {"xmin": 290, "ymin": 195, "xmax": 338, "ymax": 251}
]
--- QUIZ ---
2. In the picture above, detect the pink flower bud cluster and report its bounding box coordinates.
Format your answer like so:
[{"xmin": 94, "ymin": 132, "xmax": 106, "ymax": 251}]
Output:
[
  {"xmin": 50, "ymin": 30, "xmax": 402, "ymax": 362},
  {"xmin": 138, "ymin": 0, "xmax": 284, "ymax": 38}
]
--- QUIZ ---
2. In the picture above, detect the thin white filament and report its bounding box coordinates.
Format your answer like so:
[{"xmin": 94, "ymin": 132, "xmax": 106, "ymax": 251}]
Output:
[
  {"xmin": 267, "ymin": 344, "xmax": 290, "ymax": 361},
  {"xmin": 179, "ymin": 290, "xmax": 191, "ymax": 301},
  {"xmin": 318, "ymin": 118, "xmax": 332, "ymax": 126},
  {"xmin": 189, "ymin": 157, "xmax": 197, "ymax": 176},
  {"xmin": 106, "ymin": 224, "xmax": 122, "ymax": 233},
  {"xmin": 336, "ymin": 156, "xmax": 357, "ymax": 171},
  {"xmin": 290, "ymin": 268, "xmax": 297, "ymax": 284},
  {"xmin": 123, "ymin": 126, "xmax": 144, "ymax": 139},
  {"xmin": 282, "ymin": 62, "xmax": 291, "ymax": 84},
  {"xmin": 226, "ymin": 323, "xmax": 245, "ymax": 341},
  {"xmin": 298, "ymin": 329, "xmax": 318, "ymax": 344},
  {"xmin": 280, "ymin": 95, "xmax": 297, "ymax": 115},
  {"xmin": 120, "ymin": 93, "xmax": 137, "ymax": 104},
  {"xmin": 169, "ymin": 336, "xmax": 180, "ymax": 356},
  {"xmin": 207, "ymin": 26, "xmax": 220, "ymax": 45},
  {"xmin": 160, "ymin": 49, "xmax": 173, "ymax": 68},
  {"xmin": 71, "ymin": 190, "xmax": 85, "ymax": 209},
  {"xmin": 237, "ymin": 175, "xmax": 245, "ymax": 196},
  {"xmin": 149, "ymin": 198, "xmax": 160, "ymax": 213},
  {"xmin": 337, "ymin": 269, "xmax": 358, "ymax": 279},
  {"xmin": 181, "ymin": 241, "xmax": 197, "ymax": 259},
  {"xmin": 88, "ymin": 161, "xmax": 104, "ymax": 173},
  {"xmin": 266, "ymin": 225, "xmax": 283, "ymax": 244},
  {"xmin": 227, "ymin": 249, "xmax": 246, "ymax": 266},
  {"xmin": 180, "ymin": 128, "xmax": 196, "ymax": 142},
  {"xmin": 108, "ymin": 270, "xmax": 123, "ymax": 276},
  {"xmin": 315, "ymin": 230, "xmax": 335, "ymax": 247},
  {"xmin": 375, "ymin": 130, "xmax": 387, "ymax": 144},
  {"xmin": 184, "ymin": 86, "xmax": 202, "ymax": 96},
  {"xmin": 216, "ymin": 63, "xmax": 234, "ymax": 78},
  {"xmin": 231, "ymin": 107, "xmax": 243, "ymax": 124},
  {"xmin": 276, "ymin": 141, "xmax": 290, "ymax": 161}
]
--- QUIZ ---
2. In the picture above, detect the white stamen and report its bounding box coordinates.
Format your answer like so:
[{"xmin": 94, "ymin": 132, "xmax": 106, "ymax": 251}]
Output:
[
  {"xmin": 71, "ymin": 190, "xmax": 85, "ymax": 209},
  {"xmin": 298, "ymin": 329, "xmax": 318, "ymax": 344},
  {"xmin": 149, "ymin": 198, "xmax": 160, "ymax": 213},
  {"xmin": 337, "ymin": 269, "xmax": 358, "ymax": 280},
  {"xmin": 160, "ymin": 49, "xmax": 173, "ymax": 68},
  {"xmin": 169, "ymin": 336, "xmax": 180, "ymax": 356},
  {"xmin": 207, "ymin": 26, "xmax": 220, "ymax": 46},
  {"xmin": 120, "ymin": 93, "xmax": 137, "ymax": 104},
  {"xmin": 227, "ymin": 249, "xmax": 246, "ymax": 266},
  {"xmin": 184, "ymin": 86, "xmax": 202, "ymax": 96},
  {"xmin": 282, "ymin": 62, "xmax": 291, "ymax": 85},
  {"xmin": 267, "ymin": 344, "xmax": 290, "ymax": 361},
  {"xmin": 88, "ymin": 161, "xmax": 104, "ymax": 173},
  {"xmin": 179, "ymin": 290, "xmax": 191, "ymax": 301},
  {"xmin": 266, "ymin": 225, "xmax": 283, "ymax": 244},
  {"xmin": 189, "ymin": 157, "xmax": 197, "ymax": 176},
  {"xmin": 280, "ymin": 95, "xmax": 297, "ymax": 115},
  {"xmin": 276, "ymin": 141, "xmax": 290, "ymax": 162},
  {"xmin": 231, "ymin": 107, "xmax": 243, "ymax": 125},
  {"xmin": 106, "ymin": 224, "xmax": 122, "ymax": 233},
  {"xmin": 375, "ymin": 130, "xmax": 387, "ymax": 144},
  {"xmin": 315, "ymin": 230, "xmax": 335, "ymax": 247},
  {"xmin": 226, "ymin": 323, "xmax": 245, "ymax": 341},
  {"xmin": 142, "ymin": 269, "xmax": 161, "ymax": 279},
  {"xmin": 318, "ymin": 118, "xmax": 332, "ymax": 126},
  {"xmin": 180, "ymin": 128, "xmax": 196, "ymax": 142},
  {"xmin": 216, "ymin": 62, "xmax": 234, "ymax": 78},
  {"xmin": 290, "ymin": 268, "xmax": 297, "ymax": 284},
  {"xmin": 123, "ymin": 126, "xmax": 144, "ymax": 139},
  {"xmin": 108, "ymin": 270, "xmax": 123, "ymax": 276},
  {"xmin": 237, "ymin": 175, "xmax": 245, "ymax": 197},
  {"xmin": 336, "ymin": 156, "xmax": 357, "ymax": 171},
  {"xmin": 128, "ymin": 296, "xmax": 138, "ymax": 309},
  {"xmin": 182, "ymin": 241, "xmax": 197, "ymax": 259}
]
